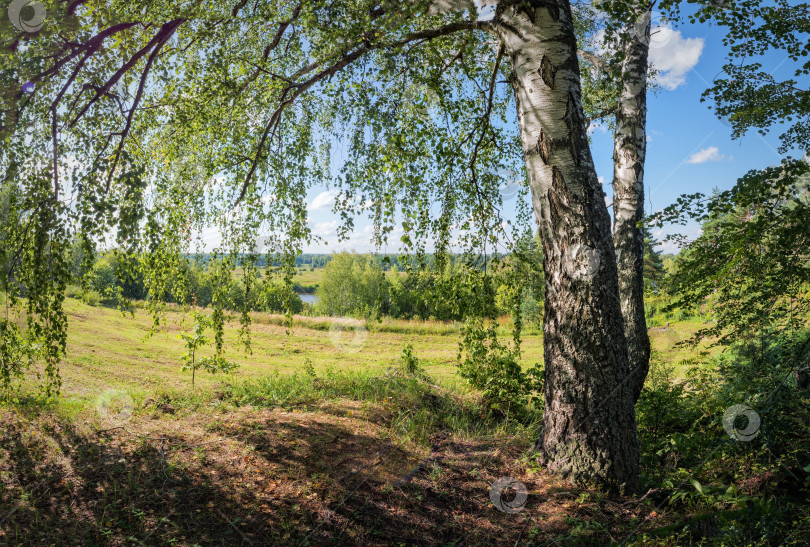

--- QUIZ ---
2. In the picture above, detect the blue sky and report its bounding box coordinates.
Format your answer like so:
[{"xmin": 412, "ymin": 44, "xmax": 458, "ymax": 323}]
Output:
[
  {"xmin": 598, "ymin": 12, "xmax": 804, "ymax": 253},
  {"xmin": 295, "ymin": 10, "xmax": 805, "ymax": 255}
]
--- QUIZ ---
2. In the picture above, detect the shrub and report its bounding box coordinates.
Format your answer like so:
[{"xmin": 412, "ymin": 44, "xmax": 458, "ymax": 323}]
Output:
[
  {"xmin": 80, "ymin": 289, "xmax": 101, "ymax": 307},
  {"xmin": 636, "ymin": 354, "xmax": 702, "ymax": 481},
  {"xmin": 316, "ymin": 252, "xmax": 388, "ymax": 317},
  {"xmin": 457, "ymin": 316, "xmax": 542, "ymax": 422},
  {"xmin": 631, "ymin": 334, "xmax": 810, "ymax": 542},
  {"xmin": 259, "ymin": 283, "xmax": 303, "ymax": 314},
  {"xmin": 89, "ymin": 260, "xmax": 117, "ymax": 298},
  {"xmin": 64, "ymin": 285, "xmax": 82, "ymax": 299}
]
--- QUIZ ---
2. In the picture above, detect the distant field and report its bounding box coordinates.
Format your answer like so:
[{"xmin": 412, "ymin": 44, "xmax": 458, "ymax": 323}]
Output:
[
  {"xmin": 230, "ymin": 266, "xmax": 323, "ymax": 283},
  {"xmin": 290, "ymin": 267, "xmax": 324, "ymax": 285},
  {"xmin": 35, "ymin": 299, "xmax": 716, "ymax": 403}
]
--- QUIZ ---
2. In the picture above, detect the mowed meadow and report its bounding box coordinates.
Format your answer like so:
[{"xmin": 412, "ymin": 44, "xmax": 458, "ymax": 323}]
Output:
[
  {"xmin": 1, "ymin": 294, "xmax": 725, "ymax": 545},
  {"xmin": 59, "ymin": 298, "xmax": 531, "ymax": 396},
  {"xmin": 52, "ymin": 297, "xmax": 709, "ymax": 401}
]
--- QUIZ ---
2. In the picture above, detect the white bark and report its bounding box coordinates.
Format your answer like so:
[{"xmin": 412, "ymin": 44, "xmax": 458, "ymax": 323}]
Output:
[
  {"xmin": 496, "ymin": 0, "xmax": 639, "ymax": 492},
  {"xmin": 613, "ymin": 10, "xmax": 652, "ymax": 403}
]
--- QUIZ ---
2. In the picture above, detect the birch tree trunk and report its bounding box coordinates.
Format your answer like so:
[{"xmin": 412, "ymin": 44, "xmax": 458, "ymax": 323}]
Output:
[
  {"xmin": 612, "ymin": 12, "xmax": 652, "ymax": 403},
  {"xmin": 496, "ymin": 0, "xmax": 639, "ymax": 493}
]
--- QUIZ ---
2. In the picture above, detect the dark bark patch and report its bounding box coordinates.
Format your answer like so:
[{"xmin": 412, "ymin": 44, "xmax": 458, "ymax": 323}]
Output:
[
  {"xmin": 539, "ymin": 55, "xmax": 556, "ymax": 90},
  {"xmin": 519, "ymin": 4, "xmax": 537, "ymax": 24},
  {"xmin": 505, "ymin": 0, "xmax": 560, "ymax": 24},
  {"xmin": 538, "ymin": 129, "xmax": 551, "ymax": 165},
  {"xmin": 633, "ymin": 161, "xmax": 643, "ymax": 181},
  {"xmin": 552, "ymin": 166, "xmax": 567, "ymax": 196},
  {"xmin": 535, "ymin": 0, "xmax": 561, "ymax": 22},
  {"xmin": 545, "ymin": 167, "xmax": 567, "ymax": 231},
  {"xmin": 562, "ymin": 92, "xmax": 583, "ymax": 166},
  {"xmin": 546, "ymin": 164, "xmax": 585, "ymax": 238}
]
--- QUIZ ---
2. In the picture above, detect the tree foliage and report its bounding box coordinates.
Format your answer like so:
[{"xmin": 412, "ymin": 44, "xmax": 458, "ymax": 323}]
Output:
[
  {"xmin": 316, "ymin": 252, "xmax": 388, "ymax": 317},
  {"xmin": 689, "ymin": 0, "xmax": 810, "ymax": 153},
  {"xmin": 650, "ymin": 157, "xmax": 810, "ymax": 346},
  {"xmin": 0, "ymin": 0, "xmax": 533, "ymax": 394},
  {"xmin": 643, "ymin": 226, "xmax": 666, "ymax": 295}
]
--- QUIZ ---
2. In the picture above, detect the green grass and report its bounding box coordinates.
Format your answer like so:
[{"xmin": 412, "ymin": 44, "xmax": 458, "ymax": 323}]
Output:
[
  {"xmin": 222, "ymin": 365, "xmax": 538, "ymax": 447},
  {"xmin": 51, "ymin": 298, "xmax": 543, "ymax": 401},
  {"xmin": 3, "ymin": 300, "xmax": 804, "ymax": 546},
  {"xmin": 25, "ymin": 298, "xmax": 714, "ymax": 408},
  {"xmin": 647, "ymin": 317, "xmax": 718, "ymax": 379},
  {"xmin": 291, "ymin": 266, "xmax": 325, "ymax": 285}
]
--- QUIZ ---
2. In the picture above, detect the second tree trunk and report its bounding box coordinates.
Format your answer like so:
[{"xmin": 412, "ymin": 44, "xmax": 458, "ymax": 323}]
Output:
[{"xmin": 613, "ymin": 11, "xmax": 652, "ymax": 404}]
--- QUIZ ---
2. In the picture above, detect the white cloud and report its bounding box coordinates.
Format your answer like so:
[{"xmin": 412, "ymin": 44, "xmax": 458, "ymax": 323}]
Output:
[
  {"xmin": 686, "ymin": 146, "xmax": 726, "ymax": 164},
  {"xmin": 589, "ymin": 23, "xmax": 702, "ymax": 91},
  {"xmin": 308, "ymin": 190, "xmax": 337, "ymax": 211},
  {"xmin": 649, "ymin": 30, "xmax": 704, "ymax": 90},
  {"xmin": 598, "ymin": 175, "xmax": 605, "ymax": 184},
  {"xmin": 303, "ymin": 220, "xmax": 404, "ymax": 254},
  {"xmin": 310, "ymin": 220, "xmax": 339, "ymax": 237}
]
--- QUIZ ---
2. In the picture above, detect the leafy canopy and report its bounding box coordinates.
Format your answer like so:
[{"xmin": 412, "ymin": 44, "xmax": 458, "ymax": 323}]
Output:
[
  {"xmin": 0, "ymin": 0, "xmax": 529, "ymax": 395},
  {"xmin": 649, "ymin": 157, "xmax": 810, "ymax": 345}
]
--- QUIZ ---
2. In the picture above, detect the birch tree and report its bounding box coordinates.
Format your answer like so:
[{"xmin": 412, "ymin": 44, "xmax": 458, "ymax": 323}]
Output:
[
  {"xmin": 575, "ymin": 0, "xmax": 657, "ymax": 405},
  {"xmin": 0, "ymin": 0, "xmax": 662, "ymax": 491},
  {"xmin": 611, "ymin": 5, "xmax": 652, "ymax": 403}
]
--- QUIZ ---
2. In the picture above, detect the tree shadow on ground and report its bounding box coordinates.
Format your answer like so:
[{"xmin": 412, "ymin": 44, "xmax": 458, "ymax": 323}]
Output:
[{"xmin": 0, "ymin": 405, "xmax": 679, "ymax": 546}]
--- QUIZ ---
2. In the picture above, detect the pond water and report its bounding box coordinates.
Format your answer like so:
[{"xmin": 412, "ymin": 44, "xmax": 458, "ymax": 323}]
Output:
[{"xmin": 298, "ymin": 293, "xmax": 318, "ymax": 304}]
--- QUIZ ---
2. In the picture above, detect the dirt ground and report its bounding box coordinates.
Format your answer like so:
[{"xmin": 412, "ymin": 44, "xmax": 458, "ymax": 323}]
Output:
[{"xmin": 0, "ymin": 400, "xmax": 674, "ymax": 546}]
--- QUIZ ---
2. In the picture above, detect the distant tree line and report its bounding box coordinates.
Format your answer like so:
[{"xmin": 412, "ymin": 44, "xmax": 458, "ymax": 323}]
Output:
[
  {"xmin": 314, "ymin": 242, "xmax": 543, "ymax": 324},
  {"xmin": 190, "ymin": 252, "xmax": 412, "ymax": 271},
  {"xmin": 57, "ymin": 239, "xmax": 543, "ymax": 323},
  {"xmin": 53, "ymin": 233, "xmax": 678, "ymax": 327},
  {"xmin": 64, "ymin": 245, "xmax": 307, "ymax": 314}
]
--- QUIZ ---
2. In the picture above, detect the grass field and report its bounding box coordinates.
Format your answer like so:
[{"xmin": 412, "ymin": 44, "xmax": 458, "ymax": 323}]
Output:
[
  {"xmin": 52, "ymin": 298, "xmax": 534, "ymax": 401},
  {"xmin": 291, "ymin": 267, "xmax": 325, "ymax": 285},
  {"xmin": 0, "ymin": 300, "xmax": 731, "ymax": 545},
  {"xmin": 49, "ymin": 298, "xmax": 713, "ymax": 404}
]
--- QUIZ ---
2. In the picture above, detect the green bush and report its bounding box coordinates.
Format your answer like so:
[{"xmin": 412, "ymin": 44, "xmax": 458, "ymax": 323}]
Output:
[
  {"xmin": 636, "ymin": 354, "xmax": 703, "ymax": 482},
  {"xmin": 457, "ymin": 316, "xmax": 542, "ymax": 422},
  {"xmin": 80, "ymin": 289, "xmax": 101, "ymax": 307},
  {"xmin": 631, "ymin": 334, "xmax": 810, "ymax": 543},
  {"xmin": 65, "ymin": 285, "xmax": 82, "ymax": 299},
  {"xmin": 259, "ymin": 283, "xmax": 303, "ymax": 314},
  {"xmin": 316, "ymin": 252, "xmax": 388, "ymax": 317},
  {"xmin": 89, "ymin": 260, "xmax": 117, "ymax": 298}
]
